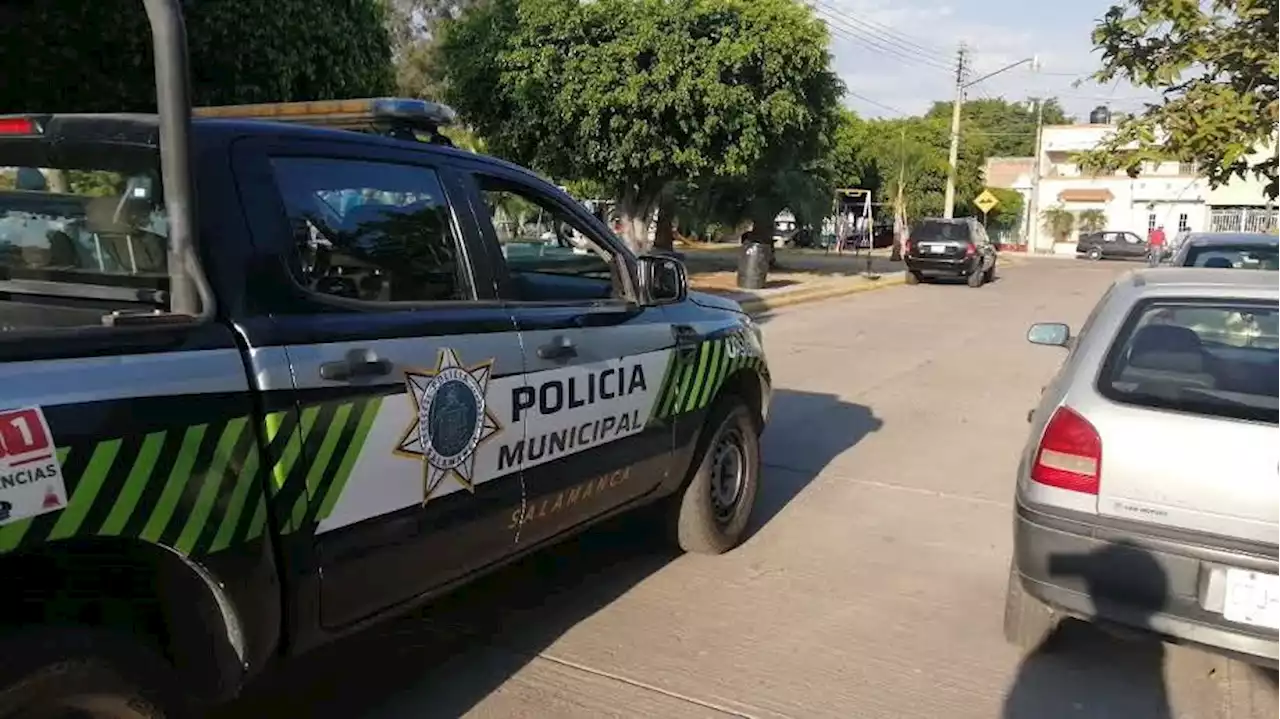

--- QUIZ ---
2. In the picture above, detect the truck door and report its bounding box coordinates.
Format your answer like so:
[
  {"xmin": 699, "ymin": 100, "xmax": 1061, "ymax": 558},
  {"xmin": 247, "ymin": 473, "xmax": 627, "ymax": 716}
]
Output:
[
  {"xmin": 232, "ymin": 139, "xmax": 527, "ymax": 632},
  {"xmin": 459, "ymin": 168, "xmax": 678, "ymax": 547}
]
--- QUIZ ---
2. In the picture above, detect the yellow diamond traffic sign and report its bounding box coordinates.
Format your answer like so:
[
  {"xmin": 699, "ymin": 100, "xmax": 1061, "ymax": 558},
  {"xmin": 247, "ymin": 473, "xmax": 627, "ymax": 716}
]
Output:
[{"xmin": 974, "ymin": 189, "xmax": 1000, "ymax": 214}]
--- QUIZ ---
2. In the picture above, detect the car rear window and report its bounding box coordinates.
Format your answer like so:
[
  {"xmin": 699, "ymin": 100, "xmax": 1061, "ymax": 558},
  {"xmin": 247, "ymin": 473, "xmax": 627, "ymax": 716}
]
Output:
[
  {"xmin": 0, "ymin": 140, "xmax": 168, "ymax": 328},
  {"xmin": 911, "ymin": 220, "xmax": 971, "ymax": 243},
  {"xmin": 1098, "ymin": 299, "xmax": 1279, "ymax": 424},
  {"xmin": 1182, "ymin": 244, "xmax": 1279, "ymax": 270}
]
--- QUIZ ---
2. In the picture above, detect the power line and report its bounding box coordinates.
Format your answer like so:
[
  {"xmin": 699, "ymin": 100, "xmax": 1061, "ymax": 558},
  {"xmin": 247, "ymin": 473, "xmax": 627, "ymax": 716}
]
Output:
[
  {"xmin": 812, "ymin": 0, "xmax": 952, "ymax": 64},
  {"xmin": 846, "ymin": 89, "xmax": 908, "ymax": 116},
  {"xmin": 816, "ymin": 9, "xmax": 956, "ymax": 73}
]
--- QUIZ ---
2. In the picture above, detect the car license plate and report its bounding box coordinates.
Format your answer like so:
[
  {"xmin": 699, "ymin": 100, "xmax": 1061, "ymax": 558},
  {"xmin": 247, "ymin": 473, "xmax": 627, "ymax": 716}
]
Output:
[
  {"xmin": 1223, "ymin": 568, "xmax": 1280, "ymax": 629},
  {"xmin": 928, "ymin": 244, "xmax": 946, "ymax": 254}
]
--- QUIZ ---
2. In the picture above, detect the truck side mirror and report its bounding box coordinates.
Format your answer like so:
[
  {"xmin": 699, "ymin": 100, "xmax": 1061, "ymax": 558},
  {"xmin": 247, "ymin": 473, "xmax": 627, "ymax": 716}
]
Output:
[{"xmin": 638, "ymin": 254, "xmax": 688, "ymax": 306}]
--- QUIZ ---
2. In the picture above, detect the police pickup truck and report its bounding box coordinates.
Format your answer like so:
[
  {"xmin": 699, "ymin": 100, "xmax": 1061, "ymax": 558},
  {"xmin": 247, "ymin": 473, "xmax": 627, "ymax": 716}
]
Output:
[{"xmin": 0, "ymin": 96, "xmax": 770, "ymax": 717}]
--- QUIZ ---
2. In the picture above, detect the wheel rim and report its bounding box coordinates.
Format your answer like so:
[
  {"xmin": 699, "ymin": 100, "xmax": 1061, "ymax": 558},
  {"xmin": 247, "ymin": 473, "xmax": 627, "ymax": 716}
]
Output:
[{"xmin": 709, "ymin": 424, "xmax": 747, "ymax": 525}]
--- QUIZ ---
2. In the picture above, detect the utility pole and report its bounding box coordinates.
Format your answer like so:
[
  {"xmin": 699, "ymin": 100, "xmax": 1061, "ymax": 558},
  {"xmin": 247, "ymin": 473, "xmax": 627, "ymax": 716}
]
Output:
[
  {"xmin": 1026, "ymin": 97, "xmax": 1045, "ymax": 251},
  {"xmin": 942, "ymin": 44, "xmax": 968, "ymax": 219}
]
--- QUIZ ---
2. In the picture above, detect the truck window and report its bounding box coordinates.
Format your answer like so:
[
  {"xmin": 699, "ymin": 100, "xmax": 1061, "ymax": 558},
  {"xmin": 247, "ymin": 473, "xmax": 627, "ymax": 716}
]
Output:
[
  {"xmin": 475, "ymin": 176, "xmax": 622, "ymax": 303},
  {"xmin": 0, "ymin": 148, "xmax": 170, "ymax": 330},
  {"xmin": 269, "ymin": 157, "xmax": 470, "ymax": 304}
]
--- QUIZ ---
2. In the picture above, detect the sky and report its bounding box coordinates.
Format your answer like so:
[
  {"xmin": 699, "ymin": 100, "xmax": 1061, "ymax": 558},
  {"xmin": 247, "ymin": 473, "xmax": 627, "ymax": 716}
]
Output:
[{"xmin": 813, "ymin": 0, "xmax": 1161, "ymax": 123}]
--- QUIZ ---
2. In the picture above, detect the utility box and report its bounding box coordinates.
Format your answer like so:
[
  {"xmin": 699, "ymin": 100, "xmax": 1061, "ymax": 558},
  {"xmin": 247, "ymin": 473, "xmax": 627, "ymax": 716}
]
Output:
[{"xmin": 737, "ymin": 241, "xmax": 769, "ymax": 289}]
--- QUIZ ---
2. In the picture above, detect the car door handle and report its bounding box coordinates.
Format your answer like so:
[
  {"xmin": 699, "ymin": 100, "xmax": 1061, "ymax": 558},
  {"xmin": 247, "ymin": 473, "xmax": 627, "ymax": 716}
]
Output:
[
  {"xmin": 320, "ymin": 348, "xmax": 393, "ymax": 382},
  {"xmin": 537, "ymin": 335, "xmax": 577, "ymax": 361},
  {"xmin": 673, "ymin": 324, "xmax": 700, "ymax": 359}
]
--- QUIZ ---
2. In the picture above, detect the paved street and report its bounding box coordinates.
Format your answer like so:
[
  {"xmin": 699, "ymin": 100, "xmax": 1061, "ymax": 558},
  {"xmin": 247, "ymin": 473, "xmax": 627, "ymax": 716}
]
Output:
[{"xmin": 225, "ymin": 259, "xmax": 1278, "ymax": 719}]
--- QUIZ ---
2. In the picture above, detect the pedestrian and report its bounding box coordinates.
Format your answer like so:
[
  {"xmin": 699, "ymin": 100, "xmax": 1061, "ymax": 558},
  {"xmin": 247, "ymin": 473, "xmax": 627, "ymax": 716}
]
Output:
[{"xmin": 1148, "ymin": 224, "xmax": 1166, "ymax": 266}]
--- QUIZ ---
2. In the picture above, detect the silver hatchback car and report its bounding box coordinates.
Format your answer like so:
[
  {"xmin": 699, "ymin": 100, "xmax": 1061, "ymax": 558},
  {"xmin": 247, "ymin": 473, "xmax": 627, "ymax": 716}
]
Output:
[{"xmin": 1006, "ymin": 268, "xmax": 1279, "ymax": 667}]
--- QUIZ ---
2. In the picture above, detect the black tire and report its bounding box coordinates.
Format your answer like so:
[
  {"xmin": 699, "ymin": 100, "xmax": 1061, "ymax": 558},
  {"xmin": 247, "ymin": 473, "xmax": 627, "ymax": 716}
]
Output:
[
  {"xmin": 967, "ymin": 266, "xmax": 985, "ymax": 288},
  {"xmin": 669, "ymin": 397, "xmax": 761, "ymax": 555},
  {"xmin": 905, "ymin": 270, "xmax": 922, "ymax": 285},
  {"xmin": 1003, "ymin": 564, "xmax": 1060, "ymax": 654},
  {"xmin": 983, "ymin": 263, "xmax": 996, "ymax": 283},
  {"xmin": 1087, "ymin": 246, "xmax": 1102, "ymax": 261},
  {"xmin": 0, "ymin": 630, "xmax": 187, "ymax": 719}
]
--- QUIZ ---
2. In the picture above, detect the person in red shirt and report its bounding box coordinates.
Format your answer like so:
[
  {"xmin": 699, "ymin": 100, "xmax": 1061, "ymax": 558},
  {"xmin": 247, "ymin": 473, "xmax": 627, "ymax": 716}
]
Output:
[{"xmin": 1148, "ymin": 225, "xmax": 1167, "ymax": 266}]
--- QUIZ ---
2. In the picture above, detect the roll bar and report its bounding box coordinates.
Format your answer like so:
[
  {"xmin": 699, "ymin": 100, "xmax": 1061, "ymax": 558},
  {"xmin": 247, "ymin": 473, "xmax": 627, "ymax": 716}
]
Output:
[{"xmin": 143, "ymin": 0, "xmax": 200, "ymax": 316}]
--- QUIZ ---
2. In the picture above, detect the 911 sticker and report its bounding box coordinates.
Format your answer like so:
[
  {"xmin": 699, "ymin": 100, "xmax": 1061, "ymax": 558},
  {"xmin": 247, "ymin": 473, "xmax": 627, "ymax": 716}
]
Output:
[{"xmin": 0, "ymin": 407, "xmax": 68, "ymax": 526}]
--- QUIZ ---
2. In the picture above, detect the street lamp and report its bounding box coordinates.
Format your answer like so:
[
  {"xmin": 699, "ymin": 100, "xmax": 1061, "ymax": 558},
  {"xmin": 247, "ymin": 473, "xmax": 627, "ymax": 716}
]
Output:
[{"xmin": 942, "ymin": 53, "xmax": 1040, "ymax": 218}]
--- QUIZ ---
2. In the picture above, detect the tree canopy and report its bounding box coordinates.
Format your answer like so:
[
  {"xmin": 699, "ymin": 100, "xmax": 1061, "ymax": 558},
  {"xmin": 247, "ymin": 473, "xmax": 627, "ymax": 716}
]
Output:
[
  {"xmin": 925, "ymin": 98, "xmax": 1070, "ymax": 157},
  {"xmin": 435, "ymin": 0, "xmax": 842, "ymax": 250},
  {"xmin": 0, "ymin": 0, "xmax": 394, "ymax": 112},
  {"xmin": 1077, "ymin": 0, "xmax": 1279, "ymax": 199}
]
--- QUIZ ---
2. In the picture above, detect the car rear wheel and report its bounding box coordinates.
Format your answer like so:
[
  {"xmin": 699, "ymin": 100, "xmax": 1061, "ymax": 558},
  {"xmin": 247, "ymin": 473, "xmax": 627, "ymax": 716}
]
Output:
[
  {"xmin": 1003, "ymin": 564, "xmax": 1061, "ymax": 654},
  {"xmin": 905, "ymin": 270, "xmax": 922, "ymax": 285},
  {"xmin": 983, "ymin": 263, "xmax": 996, "ymax": 282},
  {"xmin": 0, "ymin": 630, "xmax": 188, "ymax": 719},
  {"xmin": 669, "ymin": 396, "xmax": 760, "ymax": 555},
  {"xmin": 967, "ymin": 266, "xmax": 985, "ymax": 288},
  {"xmin": 1087, "ymin": 246, "xmax": 1102, "ymax": 261}
]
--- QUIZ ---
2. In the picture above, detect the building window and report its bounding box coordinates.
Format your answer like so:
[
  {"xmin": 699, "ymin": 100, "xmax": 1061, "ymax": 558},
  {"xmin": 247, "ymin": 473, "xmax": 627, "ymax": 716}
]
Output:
[
  {"xmin": 1148, "ymin": 213, "xmax": 1157, "ymax": 232},
  {"xmin": 1178, "ymin": 213, "xmax": 1189, "ymax": 232},
  {"xmin": 1178, "ymin": 161, "xmax": 1197, "ymax": 175}
]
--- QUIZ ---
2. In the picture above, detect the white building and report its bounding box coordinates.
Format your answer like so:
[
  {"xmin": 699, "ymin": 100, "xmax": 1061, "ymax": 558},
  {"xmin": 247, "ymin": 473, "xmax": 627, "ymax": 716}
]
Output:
[
  {"xmin": 1205, "ymin": 145, "xmax": 1277, "ymax": 233},
  {"xmin": 1029, "ymin": 123, "xmax": 1209, "ymax": 254},
  {"xmin": 983, "ymin": 157, "xmax": 1034, "ymax": 241}
]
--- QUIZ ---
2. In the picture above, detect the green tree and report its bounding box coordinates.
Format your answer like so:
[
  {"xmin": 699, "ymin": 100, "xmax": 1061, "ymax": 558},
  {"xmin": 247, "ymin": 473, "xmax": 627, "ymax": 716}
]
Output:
[
  {"xmin": 1077, "ymin": 0, "xmax": 1279, "ymax": 199},
  {"xmin": 1077, "ymin": 209, "xmax": 1108, "ymax": 234},
  {"xmin": 925, "ymin": 98, "xmax": 1071, "ymax": 157},
  {"xmin": 1040, "ymin": 205, "xmax": 1076, "ymax": 243},
  {"xmin": 1, "ymin": 0, "xmax": 394, "ymax": 112},
  {"xmin": 983, "ymin": 188, "xmax": 1025, "ymax": 233},
  {"xmin": 435, "ymin": 0, "xmax": 842, "ymax": 252}
]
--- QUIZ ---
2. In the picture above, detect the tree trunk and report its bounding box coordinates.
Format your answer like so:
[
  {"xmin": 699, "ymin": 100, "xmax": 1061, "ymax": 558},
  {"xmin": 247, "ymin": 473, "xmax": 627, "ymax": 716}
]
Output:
[
  {"xmin": 749, "ymin": 206, "xmax": 779, "ymax": 268},
  {"xmin": 617, "ymin": 187, "xmax": 656, "ymax": 255},
  {"xmin": 652, "ymin": 194, "xmax": 676, "ymax": 253}
]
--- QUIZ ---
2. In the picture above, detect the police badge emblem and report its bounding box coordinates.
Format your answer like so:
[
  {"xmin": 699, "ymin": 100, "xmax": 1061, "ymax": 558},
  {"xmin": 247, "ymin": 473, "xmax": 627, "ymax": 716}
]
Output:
[{"xmin": 396, "ymin": 348, "xmax": 501, "ymax": 503}]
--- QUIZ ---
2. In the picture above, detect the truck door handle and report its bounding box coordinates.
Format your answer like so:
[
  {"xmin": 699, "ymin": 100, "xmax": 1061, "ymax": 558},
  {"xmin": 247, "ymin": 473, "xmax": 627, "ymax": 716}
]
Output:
[
  {"xmin": 537, "ymin": 336, "xmax": 577, "ymax": 361},
  {"xmin": 673, "ymin": 325, "xmax": 700, "ymax": 359},
  {"xmin": 320, "ymin": 348, "xmax": 393, "ymax": 382}
]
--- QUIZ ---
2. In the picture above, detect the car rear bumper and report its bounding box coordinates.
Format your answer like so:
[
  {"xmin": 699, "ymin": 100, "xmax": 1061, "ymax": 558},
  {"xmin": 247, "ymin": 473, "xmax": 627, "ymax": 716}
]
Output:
[
  {"xmin": 904, "ymin": 256, "xmax": 977, "ymax": 274},
  {"xmin": 1013, "ymin": 501, "xmax": 1279, "ymax": 668}
]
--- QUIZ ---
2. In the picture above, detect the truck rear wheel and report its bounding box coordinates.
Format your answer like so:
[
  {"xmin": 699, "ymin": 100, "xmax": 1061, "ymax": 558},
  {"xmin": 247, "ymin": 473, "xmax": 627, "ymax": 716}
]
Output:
[
  {"xmin": 0, "ymin": 630, "xmax": 186, "ymax": 719},
  {"xmin": 905, "ymin": 270, "xmax": 922, "ymax": 285},
  {"xmin": 670, "ymin": 397, "xmax": 760, "ymax": 555}
]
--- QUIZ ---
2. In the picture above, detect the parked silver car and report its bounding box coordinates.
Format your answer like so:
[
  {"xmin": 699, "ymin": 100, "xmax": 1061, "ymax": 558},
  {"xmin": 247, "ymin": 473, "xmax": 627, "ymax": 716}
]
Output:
[{"xmin": 1006, "ymin": 268, "xmax": 1279, "ymax": 667}]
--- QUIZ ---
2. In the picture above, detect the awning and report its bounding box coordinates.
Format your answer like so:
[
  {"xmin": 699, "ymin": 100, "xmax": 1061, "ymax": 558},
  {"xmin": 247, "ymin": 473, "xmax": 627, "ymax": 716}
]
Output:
[{"xmin": 1058, "ymin": 189, "xmax": 1114, "ymax": 203}]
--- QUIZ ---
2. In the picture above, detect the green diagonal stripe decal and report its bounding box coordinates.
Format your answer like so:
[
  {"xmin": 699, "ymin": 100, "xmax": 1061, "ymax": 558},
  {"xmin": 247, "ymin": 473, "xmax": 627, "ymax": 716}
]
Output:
[
  {"xmin": 175, "ymin": 417, "xmax": 247, "ymax": 554},
  {"xmin": 141, "ymin": 424, "xmax": 208, "ymax": 542},
  {"xmin": 100, "ymin": 433, "xmax": 164, "ymax": 536},
  {"xmin": 316, "ymin": 397, "xmax": 381, "ymax": 524},
  {"xmin": 48, "ymin": 439, "xmax": 121, "ymax": 540},
  {"xmin": 292, "ymin": 402, "xmax": 353, "ymax": 528},
  {"xmin": 210, "ymin": 436, "xmax": 261, "ymax": 553}
]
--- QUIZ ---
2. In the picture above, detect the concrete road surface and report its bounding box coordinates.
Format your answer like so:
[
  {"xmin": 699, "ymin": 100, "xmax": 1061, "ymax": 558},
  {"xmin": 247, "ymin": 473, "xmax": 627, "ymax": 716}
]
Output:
[{"xmin": 222, "ymin": 260, "xmax": 1278, "ymax": 719}]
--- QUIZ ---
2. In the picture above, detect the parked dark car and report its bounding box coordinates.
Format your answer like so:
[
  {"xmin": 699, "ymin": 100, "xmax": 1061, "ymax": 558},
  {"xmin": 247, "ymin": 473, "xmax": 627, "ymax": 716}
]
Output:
[
  {"xmin": 903, "ymin": 217, "xmax": 998, "ymax": 287},
  {"xmin": 1076, "ymin": 230, "xmax": 1149, "ymax": 261},
  {"xmin": 1169, "ymin": 231, "xmax": 1279, "ymax": 270}
]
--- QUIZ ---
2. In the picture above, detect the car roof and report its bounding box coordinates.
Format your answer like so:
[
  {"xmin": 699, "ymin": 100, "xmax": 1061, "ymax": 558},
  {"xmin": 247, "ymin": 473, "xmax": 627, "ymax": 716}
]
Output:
[
  {"xmin": 1120, "ymin": 267, "xmax": 1279, "ymax": 298},
  {"xmin": 1183, "ymin": 232, "xmax": 1278, "ymax": 247},
  {"xmin": 4, "ymin": 112, "xmax": 545, "ymax": 183}
]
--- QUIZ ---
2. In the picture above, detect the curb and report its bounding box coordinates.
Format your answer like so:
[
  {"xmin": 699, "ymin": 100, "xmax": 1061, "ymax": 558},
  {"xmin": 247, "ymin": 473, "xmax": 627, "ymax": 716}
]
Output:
[{"xmin": 733, "ymin": 274, "xmax": 907, "ymax": 316}]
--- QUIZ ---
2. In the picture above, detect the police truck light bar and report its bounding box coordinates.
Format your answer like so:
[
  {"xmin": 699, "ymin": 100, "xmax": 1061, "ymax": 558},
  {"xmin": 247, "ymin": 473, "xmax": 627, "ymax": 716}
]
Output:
[{"xmin": 193, "ymin": 98, "xmax": 457, "ymax": 146}]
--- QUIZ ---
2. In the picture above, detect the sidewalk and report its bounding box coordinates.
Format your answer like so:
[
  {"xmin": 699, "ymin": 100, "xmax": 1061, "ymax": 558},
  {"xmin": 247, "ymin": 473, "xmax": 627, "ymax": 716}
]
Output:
[{"xmin": 681, "ymin": 244, "xmax": 1028, "ymax": 316}]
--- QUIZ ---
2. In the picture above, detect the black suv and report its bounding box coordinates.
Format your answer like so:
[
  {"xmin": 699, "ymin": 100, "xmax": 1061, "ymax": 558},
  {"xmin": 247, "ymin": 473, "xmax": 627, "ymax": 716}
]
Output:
[{"xmin": 903, "ymin": 217, "xmax": 998, "ymax": 287}]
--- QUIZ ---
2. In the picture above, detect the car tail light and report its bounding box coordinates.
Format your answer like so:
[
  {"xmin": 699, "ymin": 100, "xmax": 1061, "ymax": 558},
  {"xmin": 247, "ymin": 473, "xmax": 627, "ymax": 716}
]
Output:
[
  {"xmin": 964, "ymin": 242, "xmax": 976, "ymax": 257},
  {"xmin": 1031, "ymin": 406, "xmax": 1101, "ymax": 494},
  {"xmin": 0, "ymin": 117, "xmax": 39, "ymax": 135}
]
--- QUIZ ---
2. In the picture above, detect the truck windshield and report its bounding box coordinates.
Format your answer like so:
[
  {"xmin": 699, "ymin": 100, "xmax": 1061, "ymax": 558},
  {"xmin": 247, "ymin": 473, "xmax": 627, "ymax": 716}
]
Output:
[{"xmin": 0, "ymin": 141, "xmax": 169, "ymax": 325}]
